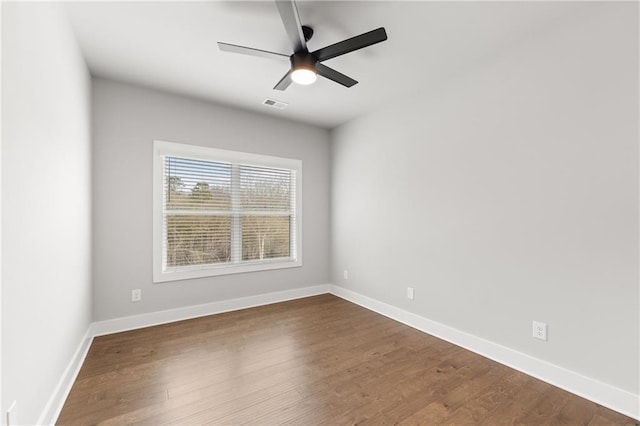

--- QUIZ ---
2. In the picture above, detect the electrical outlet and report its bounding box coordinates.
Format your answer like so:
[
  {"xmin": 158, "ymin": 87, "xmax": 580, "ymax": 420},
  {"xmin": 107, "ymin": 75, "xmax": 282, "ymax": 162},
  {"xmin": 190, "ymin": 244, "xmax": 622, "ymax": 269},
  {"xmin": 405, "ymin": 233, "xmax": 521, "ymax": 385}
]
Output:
[
  {"xmin": 6, "ymin": 400, "xmax": 17, "ymax": 426},
  {"xmin": 533, "ymin": 321, "xmax": 547, "ymax": 341},
  {"xmin": 131, "ymin": 289, "xmax": 142, "ymax": 302},
  {"xmin": 407, "ymin": 287, "xmax": 415, "ymax": 300},
  {"xmin": 343, "ymin": 270, "xmax": 348, "ymax": 280}
]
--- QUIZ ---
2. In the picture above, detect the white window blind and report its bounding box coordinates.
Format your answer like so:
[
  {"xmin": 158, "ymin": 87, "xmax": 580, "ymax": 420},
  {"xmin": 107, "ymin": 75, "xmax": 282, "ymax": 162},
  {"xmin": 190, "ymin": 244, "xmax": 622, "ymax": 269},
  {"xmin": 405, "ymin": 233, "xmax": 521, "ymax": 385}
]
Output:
[{"xmin": 153, "ymin": 141, "xmax": 301, "ymax": 282}]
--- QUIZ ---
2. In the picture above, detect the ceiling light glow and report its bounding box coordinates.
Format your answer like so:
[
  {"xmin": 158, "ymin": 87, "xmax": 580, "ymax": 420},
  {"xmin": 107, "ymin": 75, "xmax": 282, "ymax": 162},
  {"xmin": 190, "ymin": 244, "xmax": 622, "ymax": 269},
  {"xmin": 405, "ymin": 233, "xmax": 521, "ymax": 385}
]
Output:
[{"xmin": 291, "ymin": 68, "xmax": 317, "ymax": 85}]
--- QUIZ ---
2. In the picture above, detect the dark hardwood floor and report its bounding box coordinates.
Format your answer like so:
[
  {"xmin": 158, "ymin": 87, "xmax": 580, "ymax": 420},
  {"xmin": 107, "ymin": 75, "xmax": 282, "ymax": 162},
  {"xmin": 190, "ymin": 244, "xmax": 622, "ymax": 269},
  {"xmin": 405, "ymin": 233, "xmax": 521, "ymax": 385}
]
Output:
[{"xmin": 57, "ymin": 294, "xmax": 637, "ymax": 425}]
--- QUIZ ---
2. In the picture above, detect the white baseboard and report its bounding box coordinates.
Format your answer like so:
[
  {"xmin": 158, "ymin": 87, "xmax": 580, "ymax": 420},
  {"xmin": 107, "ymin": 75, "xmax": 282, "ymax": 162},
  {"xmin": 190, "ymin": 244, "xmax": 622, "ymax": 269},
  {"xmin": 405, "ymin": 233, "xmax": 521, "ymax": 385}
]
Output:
[
  {"xmin": 328, "ymin": 284, "xmax": 640, "ymax": 421},
  {"xmin": 90, "ymin": 284, "xmax": 330, "ymax": 337},
  {"xmin": 37, "ymin": 328, "xmax": 94, "ymax": 426}
]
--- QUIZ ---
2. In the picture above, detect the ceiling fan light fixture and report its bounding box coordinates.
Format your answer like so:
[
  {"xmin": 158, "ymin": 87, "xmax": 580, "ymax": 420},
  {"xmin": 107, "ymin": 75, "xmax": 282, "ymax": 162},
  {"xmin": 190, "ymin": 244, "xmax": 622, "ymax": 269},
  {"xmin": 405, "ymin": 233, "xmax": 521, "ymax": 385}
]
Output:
[
  {"xmin": 218, "ymin": 0, "xmax": 388, "ymax": 91},
  {"xmin": 291, "ymin": 67, "xmax": 317, "ymax": 85}
]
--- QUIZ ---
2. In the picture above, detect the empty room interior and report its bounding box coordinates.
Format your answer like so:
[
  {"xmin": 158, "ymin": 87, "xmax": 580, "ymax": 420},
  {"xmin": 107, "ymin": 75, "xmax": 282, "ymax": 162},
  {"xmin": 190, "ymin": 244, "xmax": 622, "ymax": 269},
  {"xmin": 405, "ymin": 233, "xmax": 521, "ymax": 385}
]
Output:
[{"xmin": 2, "ymin": 0, "xmax": 639, "ymax": 424}]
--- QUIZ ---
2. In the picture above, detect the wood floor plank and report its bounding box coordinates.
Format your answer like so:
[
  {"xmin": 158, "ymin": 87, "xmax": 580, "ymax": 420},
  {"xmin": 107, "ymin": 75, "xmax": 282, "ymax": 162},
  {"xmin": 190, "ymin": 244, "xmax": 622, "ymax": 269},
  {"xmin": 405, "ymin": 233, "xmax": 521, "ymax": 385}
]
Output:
[
  {"xmin": 438, "ymin": 370, "xmax": 532, "ymax": 424},
  {"xmin": 396, "ymin": 360, "xmax": 510, "ymax": 424},
  {"xmin": 593, "ymin": 405, "xmax": 640, "ymax": 426},
  {"xmin": 56, "ymin": 294, "xmax": 638, "ymax": 425}
]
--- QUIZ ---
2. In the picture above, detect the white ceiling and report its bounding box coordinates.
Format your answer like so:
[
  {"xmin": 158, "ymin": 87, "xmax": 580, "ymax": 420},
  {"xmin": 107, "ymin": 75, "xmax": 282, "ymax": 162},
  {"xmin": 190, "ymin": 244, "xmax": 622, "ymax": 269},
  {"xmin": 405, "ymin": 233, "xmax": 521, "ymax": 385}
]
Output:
[{"xmin": 64, "ymin": 1, "xmax": 583, "ymax": 129}]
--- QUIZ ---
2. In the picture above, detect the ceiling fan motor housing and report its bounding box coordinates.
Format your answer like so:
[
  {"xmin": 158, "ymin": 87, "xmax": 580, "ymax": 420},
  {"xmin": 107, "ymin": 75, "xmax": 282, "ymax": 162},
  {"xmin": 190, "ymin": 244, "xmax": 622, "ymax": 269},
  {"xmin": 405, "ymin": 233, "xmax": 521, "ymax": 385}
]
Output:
[{"xmin": 291, "ymin": 53, "xmax": 317, "ymax": 72}]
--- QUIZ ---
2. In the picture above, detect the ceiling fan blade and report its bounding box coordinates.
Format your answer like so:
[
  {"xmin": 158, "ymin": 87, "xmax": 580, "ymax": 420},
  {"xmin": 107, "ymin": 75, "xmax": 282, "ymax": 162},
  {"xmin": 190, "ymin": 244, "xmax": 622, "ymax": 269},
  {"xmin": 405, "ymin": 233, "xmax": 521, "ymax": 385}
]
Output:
[
  {"xmin": 316, "ymin": 63, "xmax": 358, "ymax": 88},
  {"xmin": 275, "ymin": 0, "xmax": 307, "ymax": 53},
  {"xmin": 273, "ymin": 70, "xmax": 293, "ymax": 91},
  {"xmin": 218, "ymin": 42, "xmax": 289, "ymax": 60},
  {"xmin": 312, "ymin": 27, "xmax": 387, "ymax": 62}
]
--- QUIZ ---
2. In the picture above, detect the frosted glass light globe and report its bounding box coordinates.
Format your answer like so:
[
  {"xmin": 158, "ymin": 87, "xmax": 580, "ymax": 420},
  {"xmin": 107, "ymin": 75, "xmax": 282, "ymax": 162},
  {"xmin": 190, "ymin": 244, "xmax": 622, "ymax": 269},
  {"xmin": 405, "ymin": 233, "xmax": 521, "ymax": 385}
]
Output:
[{"xmin": 291, "ymin": 68, "xmax": 317, "ymax": 85}]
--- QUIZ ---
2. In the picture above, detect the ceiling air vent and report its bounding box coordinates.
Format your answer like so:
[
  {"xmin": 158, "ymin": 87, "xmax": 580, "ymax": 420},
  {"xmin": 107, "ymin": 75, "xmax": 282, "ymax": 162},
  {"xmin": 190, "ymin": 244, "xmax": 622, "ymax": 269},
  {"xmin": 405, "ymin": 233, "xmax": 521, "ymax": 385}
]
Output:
[{"xmin": 263, "ymin": 98, "xmax": 288, "ymax": 109}]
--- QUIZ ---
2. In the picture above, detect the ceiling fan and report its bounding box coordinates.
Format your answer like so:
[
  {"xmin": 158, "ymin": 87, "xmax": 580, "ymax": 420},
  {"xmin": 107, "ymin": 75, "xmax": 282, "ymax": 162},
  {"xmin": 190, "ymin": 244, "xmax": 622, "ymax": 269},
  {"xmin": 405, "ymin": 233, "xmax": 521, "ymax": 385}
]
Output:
[{"xmin": 217, "ymin": 0, "xmax": 388, "ymax": 91}]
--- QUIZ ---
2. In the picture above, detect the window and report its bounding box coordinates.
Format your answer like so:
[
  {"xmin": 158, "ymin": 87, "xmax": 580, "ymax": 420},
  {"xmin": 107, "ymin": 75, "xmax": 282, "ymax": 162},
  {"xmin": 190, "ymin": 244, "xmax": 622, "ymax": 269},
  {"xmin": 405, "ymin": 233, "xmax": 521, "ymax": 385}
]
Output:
[{"xmin": 153, "ymin": 140, "xmax": 301, "ymax": 282}]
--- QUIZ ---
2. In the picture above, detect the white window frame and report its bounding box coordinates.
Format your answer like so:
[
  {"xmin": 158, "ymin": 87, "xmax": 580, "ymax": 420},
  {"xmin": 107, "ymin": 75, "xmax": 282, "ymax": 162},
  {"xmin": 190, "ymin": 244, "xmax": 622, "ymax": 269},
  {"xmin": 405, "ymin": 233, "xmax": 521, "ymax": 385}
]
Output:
[{"xmin": 153, "ymin": 140, "xmax": 302, "ymax": 283}]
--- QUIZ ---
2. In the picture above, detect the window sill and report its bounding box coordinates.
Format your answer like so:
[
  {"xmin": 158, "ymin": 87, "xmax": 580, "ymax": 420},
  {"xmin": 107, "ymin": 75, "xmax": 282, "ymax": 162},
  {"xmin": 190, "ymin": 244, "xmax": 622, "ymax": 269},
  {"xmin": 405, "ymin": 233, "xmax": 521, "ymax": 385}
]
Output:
[{"xmin": 153, "ymin": 258, "xmax": 302, "ymax": 283}]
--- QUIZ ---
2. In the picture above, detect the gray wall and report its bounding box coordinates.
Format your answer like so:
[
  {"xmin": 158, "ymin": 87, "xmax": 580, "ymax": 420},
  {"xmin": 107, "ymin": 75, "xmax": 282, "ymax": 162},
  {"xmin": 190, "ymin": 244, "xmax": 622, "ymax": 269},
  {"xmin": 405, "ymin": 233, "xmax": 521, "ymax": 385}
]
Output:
[
  {"xmin": 331, "ymin": 2, "xmax": 639, "ymax": 394},
  {"xmin": 92, "ymin": 78, "xmax": 330, "ymax": 321},
  {"xmin": 2, "ymin": 3, "xmax": 92, "ymax": 424}
]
